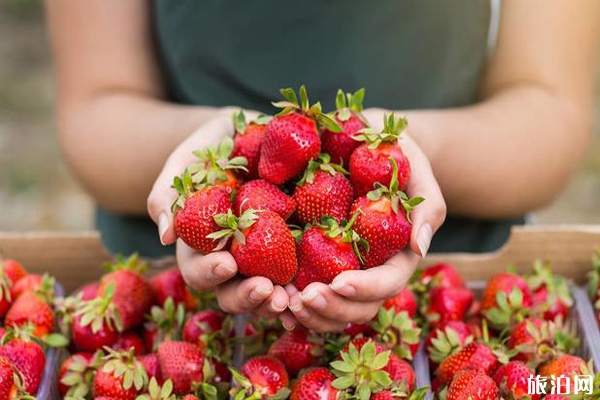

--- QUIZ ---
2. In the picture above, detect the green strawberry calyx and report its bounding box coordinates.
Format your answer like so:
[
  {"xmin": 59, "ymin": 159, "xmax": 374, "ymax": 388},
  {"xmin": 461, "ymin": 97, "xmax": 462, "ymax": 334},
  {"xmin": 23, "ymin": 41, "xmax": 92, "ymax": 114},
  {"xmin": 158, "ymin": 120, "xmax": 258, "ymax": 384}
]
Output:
[
  {"xmin": 483, "ymin": 287, "xmax": 531, "ymax": 333},
  {"xmin": 74, "ymin": 282, "xmax": 124, "ymax": 334},
  {"xmin": 367, "ymin": 158, "xmax": 424, "ymax": 222},
  {"xmin": 588, "ymin": 248, "xmax": 600, "ymax": 299},
  {"xmin": 0, "ymin": 273, "xmax": 11, "ymax": 304},
  {"xmin": 233, "ymin": 110, "xmax": 272, "ymax": 134},
  {"xmin": 354, "ymin": 113, "xmax": 408, "ymax": 150},
  {"xmin": 60, "ymin": 350, "xmax": 103, "ymax": 399},
  {"xmin": 144, "ymin": 298, "xmax": 186, "ymax": 352},
  {"xmin": 317, "ymin": 214, "xmax": 370, "ymax": 265},
  {"xmin": 527, "ymin": 259, "xmax": 574, "ymax": 313},
  {"xmin": 334, "ymin": 88, "xmax": 367, "ymax": 123},
  {"xmin": 136, "ymin": 377, "xmax": 176, "ymax": 400},
  {"xmin": 191, "ymin": 137, "xmax": 248, "ymax": 181},
  {"xmin": 102, "ymin": 253, "xmax": 147, "ymax": 275},
  {"xmin": 427, "ymin": 325, "xmax": 474, "ymax": 364},
  {"xmin": 330, "ymin": 341, "xmax": 394, "ymax": 400},
  {"xmin": 272, "ymin": 85, "xmax": 343, "ymax": 133},
  {"xmin": 100, "ymin": 347, "xmax": 148, "ymax": 392},
  {"xmin": 298, "ymin": 153, "xmax": 349, "ymax": 186},
  {"xmin": 207, "ymin": 208, "xmax": 262, "ymax": 251},
  {"xmin": 371, "ymin": 308, "xmax": 421, "ymax": 361},
  {"xmin": 229, "ymin": 367, "xmax": 290, "ymax": 400}
]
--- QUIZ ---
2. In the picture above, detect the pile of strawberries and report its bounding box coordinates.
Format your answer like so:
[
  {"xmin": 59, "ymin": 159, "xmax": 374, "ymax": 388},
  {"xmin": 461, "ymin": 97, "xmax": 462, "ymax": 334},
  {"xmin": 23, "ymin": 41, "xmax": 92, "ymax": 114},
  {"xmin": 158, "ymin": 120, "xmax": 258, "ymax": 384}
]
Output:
[
  {"xmin": 587, "ymin": 249, "xmax": 600, "ymax": 326},
  {"xmin": 407, "ymin": 261, "xmax": 600, "ymax": 399},
  {"xmin": 0, "ymin": 258, "xmax": 66, "ymax": 398},
  {"xmin": 56, "ymin": 254, "xmax": 236, "ymax": 400},
  {"xmin": 172, "ymin": 86, "xmax": 422, "ymax": 287}
]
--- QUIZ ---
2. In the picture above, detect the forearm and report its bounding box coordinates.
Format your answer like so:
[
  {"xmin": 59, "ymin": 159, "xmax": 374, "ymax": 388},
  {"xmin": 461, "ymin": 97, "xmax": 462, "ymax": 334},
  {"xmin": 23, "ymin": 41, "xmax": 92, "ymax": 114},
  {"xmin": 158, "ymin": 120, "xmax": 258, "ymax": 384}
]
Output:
[
  {"xmin": 366, "ymin": 85, "xmax": 591, "ymax": 219},
  {"xmin": 58, "ymin": 92, "xmax": 229, "ymax": 214}
]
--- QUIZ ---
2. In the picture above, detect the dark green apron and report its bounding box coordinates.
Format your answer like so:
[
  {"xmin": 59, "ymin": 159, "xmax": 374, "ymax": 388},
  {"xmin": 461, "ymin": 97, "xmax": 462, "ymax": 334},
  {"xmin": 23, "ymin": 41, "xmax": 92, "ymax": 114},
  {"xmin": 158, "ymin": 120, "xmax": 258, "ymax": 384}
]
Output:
[{"xmin": 97, "ymin": 0, "xmax": 524, "ymax": 257}]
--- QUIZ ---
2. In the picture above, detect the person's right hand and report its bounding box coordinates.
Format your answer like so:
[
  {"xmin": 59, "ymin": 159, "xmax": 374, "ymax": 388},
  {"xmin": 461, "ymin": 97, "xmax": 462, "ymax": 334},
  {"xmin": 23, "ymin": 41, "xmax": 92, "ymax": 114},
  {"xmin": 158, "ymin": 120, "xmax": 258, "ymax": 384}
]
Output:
[{"xmin": 147, "ymin": 109, "xmax": 289, "ymax": 319}]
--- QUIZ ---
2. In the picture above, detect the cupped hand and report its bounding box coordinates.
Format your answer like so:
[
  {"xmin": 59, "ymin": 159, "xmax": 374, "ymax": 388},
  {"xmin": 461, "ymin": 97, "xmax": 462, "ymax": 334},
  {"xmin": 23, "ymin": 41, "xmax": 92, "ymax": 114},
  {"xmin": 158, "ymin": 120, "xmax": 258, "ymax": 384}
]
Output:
[
  {"xmin": 147, "ymin": 109, "xmax": 288, "ymax": 318},
  {"xmin": 286, "ymin": 129, "xmax": 447, "ymax": 333}
]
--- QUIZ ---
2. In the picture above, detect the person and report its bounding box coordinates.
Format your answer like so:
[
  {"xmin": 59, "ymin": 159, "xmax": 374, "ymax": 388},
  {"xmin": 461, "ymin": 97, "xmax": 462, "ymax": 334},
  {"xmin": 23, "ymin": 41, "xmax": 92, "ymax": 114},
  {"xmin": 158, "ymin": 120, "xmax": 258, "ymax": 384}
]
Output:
[{"xmin": 46, "ymin": 0, "xmax": 600, "ymax": 332}]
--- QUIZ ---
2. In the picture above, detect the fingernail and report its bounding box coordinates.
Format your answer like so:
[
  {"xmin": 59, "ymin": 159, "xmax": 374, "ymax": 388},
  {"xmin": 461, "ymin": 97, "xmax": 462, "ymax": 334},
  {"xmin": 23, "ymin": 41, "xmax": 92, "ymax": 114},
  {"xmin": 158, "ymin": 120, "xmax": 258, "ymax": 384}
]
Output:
[
  {"xmin": 305, "ymin": 293, "xmax": 326, "ymax": 310},
  {"xmin": 301, "ymin": 289, "xmax": 318, "ymax": 301},
  {"xmin": 214, "ymin": 263, "xmax": 235, "ymax": 278},
  {"xmin": 289, "ymin": 298, "xmax": 303, "ymax": 313},
  {"xmin": 330, "ymin": 279, "xmax": 356, "ymax": 296},
  {"xmin": 271, "ymin": 298, "xmax": 288, "ymax": 312},
  {"xmin": 417, "ymin": 223, "xmax": 433, "ymax": 258},
  {"xmin": 250, "ymin": 284, "xmax": 272, "ymax": 302},
  {"xmin": 255, "ymin": 283, "xmax": 273, "ymax": 295},
  {"xmin": 158, "ymin": 212, "xmax": 169, "ymax": 245}
]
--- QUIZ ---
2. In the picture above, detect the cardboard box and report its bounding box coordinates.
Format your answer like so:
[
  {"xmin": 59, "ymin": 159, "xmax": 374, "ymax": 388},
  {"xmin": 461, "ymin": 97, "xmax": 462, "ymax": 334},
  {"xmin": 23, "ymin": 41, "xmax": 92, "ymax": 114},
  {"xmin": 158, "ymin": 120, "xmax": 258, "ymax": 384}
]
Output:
[{"xmin": 1, "ymin": 225, "xmax": 599, "ymax": 293}]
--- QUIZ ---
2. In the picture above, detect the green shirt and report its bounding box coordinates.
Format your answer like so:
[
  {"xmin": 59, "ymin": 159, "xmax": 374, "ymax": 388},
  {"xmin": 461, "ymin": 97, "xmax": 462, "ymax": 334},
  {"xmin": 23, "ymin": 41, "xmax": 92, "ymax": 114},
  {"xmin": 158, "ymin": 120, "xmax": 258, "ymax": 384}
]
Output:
[{"xmin": 97, "ymin": 0, "xmax": 524, "ymax": 257}]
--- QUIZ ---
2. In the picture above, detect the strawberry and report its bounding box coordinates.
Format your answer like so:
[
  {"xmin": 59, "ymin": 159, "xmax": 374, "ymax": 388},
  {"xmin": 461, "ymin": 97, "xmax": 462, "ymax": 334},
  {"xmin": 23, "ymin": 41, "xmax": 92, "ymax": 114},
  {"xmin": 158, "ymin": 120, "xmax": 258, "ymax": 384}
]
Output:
[
  {"xmin": 436, "ymin": 342, "xmax": 501, "ymax": 384},
  {"xmin": 0, "ymin": 259, "xmax": 27, "ymax": 285},
  {"xmin": 538, "ymin": 355, "xmax": 587, "ymax": 394},
  {"xmin": 189, "ymin": 137, "xmax": 248, "ymax": 191},
  {"xmin": 350, "ymin": 159, "xmax": 423, "ymax": 268},
  {"xmin": 231, "ymin": 356, "xmax": 290, "ymax": 399},
  {"xmin": 371, "ymin": 308, "xmax": 421, "ymax": 360},
  {"xmin": 423, "ymin": 286, "xmax": 474, "ymax": 329},
  {"xmin": 290, "ymin": 367, "xmax": 338, "ymax": 400},
  {"xmin": 143, "ymin": 298, "xmax": 185, "ymax": 353},
  {"xmin": 384, "ymin": 356, "xmax": 417, "ymax": 393},
  {"xmin": 10, "ymin": 274, "xmax": 43, "ymax": 299},
  {"xmin": 268, "ymin": 329, "xmax": 322, "ymax": 376},
  {"xmin": 149, "ymin": 267, "xmax": 197, "ymax": 311},
  {"xmin": 349, "ymin": 114, "xmax": 411, "ymax": 197},
  {"xmin": 481, "ymin": 272, "xmax": 533, "ymax": 331},
  {"xmin": 0, "ymin": 356, "xmax": 19, "ymax": 399},
  {"xmin": 446, "ymin": 369, "xmax": 499, "ymax": 400},
  {"xmin": 294, "ymin": 216, "xmax": 366, "ymax": 291},
  {"xmin": 94, "ymin": 348, "xmax": 148, "ymax": 400},
  {"xmin": 321, "ymin": 89, "xmax": 368, "ymax": 167},
  {"xmin": 5, "ymin": 290, "xmax": 54, "ymax": 338},
  {"xmin": 208, "ymin": 209, "xmax": 297, "ymax": 285},
  {"xmin": 172, "ymin": 169, "xmax": 233, "ymax": 254},
  {"xmin": 136, "ymin": 377, "xmax": 175, "ymax": 400},
  {"xmin": 587, "ymin": 249, "xmax": 600, "ymax": 302},
  {"xmin": 426, "ymin": 320, "xmax": 474, "ymax": 365},
  {"xmin": 371, "ymin": 388, "xmax": 428, "ymax": 400},
  {"xmin": 0, "ymin": 330, "xmax": 45, "ymax": 395},
  {"xmin": 0, "ymin": 274, "xmax": 12, "ymax": 318},
  {"xmin": 232, "ymin": 111, "xmax": 270, "ymax": 180},
  {"xmin": 293, "ymin": 154, "xmax": 354, "ymax": 225},
  {"xmin": 183, "ymin": 310, "xmax": 233, "ymax": 362},
  {"xmin": 137, "ymin": 353, "xmax": 162, "ymax": 384},
  {"xmin": 259, "ymin": 86, "xmax": 341, "ymax": 185},
  {"xmin": 527, "ymin": 260, "xmax": 573, "ymax": 322},
  {"xmin": 157, "ymin": 341, "xmax": 205, "ymax": 395},
  {"xmin": 344, "ymin": 322, "xmax": 375, "ymax": 338},
  {"xmin": 77, "ymin": 281, "xmax": 100, "ymax": 300},
  {"xmin": 113, "ymin": 331, "xmax": 146, "ymax": 355},
  {"xmin": 58, "ymin": 351, "xmax": 101, "ymax": 398},
  {"xmin": 416, "ymin": 263, "xmax": 465, "ymax": 289},
  {"xmin": 544, "ymin": 396, "xmax": 569, "ymax": 400},
  {"xmin": 383, "ymin": 288, "xmax": 417, "ymax": 318},
  {"xmin": 72, "ymin": 284, "xmax": 122, "ymax": 351},
  {"xmin": 98, "ymin": 254, "xmax": 154, "ymax": 331},
  {"xmin": 493, "ymin": 361, "xmax": 538, "ymax": 400},
  {"xmin": 234, "ymin": 179, "xmax": 296, "ymax": 220}
]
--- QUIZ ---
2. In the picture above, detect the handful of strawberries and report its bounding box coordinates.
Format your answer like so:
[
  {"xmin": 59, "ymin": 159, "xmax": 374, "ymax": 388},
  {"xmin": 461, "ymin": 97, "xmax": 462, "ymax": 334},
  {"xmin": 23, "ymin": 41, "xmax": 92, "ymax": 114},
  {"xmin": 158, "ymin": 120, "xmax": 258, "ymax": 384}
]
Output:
[{"xmin": 171, "ymin": 86, "xmax": 423, "ymax": 288}]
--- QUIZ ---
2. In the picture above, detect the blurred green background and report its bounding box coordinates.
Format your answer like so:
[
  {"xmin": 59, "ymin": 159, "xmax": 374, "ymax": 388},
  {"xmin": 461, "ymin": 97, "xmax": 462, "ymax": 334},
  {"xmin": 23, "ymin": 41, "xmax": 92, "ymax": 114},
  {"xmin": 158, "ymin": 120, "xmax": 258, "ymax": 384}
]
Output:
[{"xmin": 1, "ymin": 0, "xmax": 599, "ymax": 231}]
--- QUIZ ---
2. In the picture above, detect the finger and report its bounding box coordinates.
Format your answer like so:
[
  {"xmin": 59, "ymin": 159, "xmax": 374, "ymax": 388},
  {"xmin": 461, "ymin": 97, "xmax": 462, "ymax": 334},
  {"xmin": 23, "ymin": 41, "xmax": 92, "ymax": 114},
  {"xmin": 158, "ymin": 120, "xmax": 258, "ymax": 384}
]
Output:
[
  {"xmin": 177, "ymin": 242, "xmax": 237, "ymax": 290},
  {"xmin": 278, "ymin": 310, "xmax": 298, "ymax": 331},
  {"xmin": 402, "ymin": 136, "xmax": 447, "ymax": 257},
  {"xmin": 300, "ymin": 283, "xmax": 381, "ymax": 323},
  {"xmin": 252, "ymin": 286, "xmax": 289, "ymax": 320},
  {"xmin": 288, "ymin": 292, "xmax": 346, "ymax": 333},
  {"xmin": 329, "ymin": 251, "xmax": 419, "ymax": 301},
  {"xmin": 215, "ymin": 276, "xmax": 274, "ymax": 314}
]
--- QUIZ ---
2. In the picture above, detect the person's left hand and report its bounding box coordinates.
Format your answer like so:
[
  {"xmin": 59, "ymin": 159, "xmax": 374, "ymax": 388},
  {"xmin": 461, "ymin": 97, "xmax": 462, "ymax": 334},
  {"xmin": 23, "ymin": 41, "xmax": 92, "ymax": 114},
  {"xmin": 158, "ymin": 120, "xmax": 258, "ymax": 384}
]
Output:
[{"xmin": 285, "ymin": 130, "xmax": 446, "ymax": 333}]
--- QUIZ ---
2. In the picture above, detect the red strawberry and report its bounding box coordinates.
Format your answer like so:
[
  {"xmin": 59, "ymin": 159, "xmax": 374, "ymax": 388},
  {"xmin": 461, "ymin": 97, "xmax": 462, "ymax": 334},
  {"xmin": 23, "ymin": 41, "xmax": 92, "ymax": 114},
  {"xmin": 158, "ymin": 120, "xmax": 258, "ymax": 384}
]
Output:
[
  {"xmin": 350, "ymin": 159, "xmax": 422, "ymax": 268},
  {"xmin": 5, "ymin": 290, "xmax": 54, "ymax": 337},
  {"xmin": 231, "ymin": 356, "xmax": 290, "ymax": 398},
  {"xmin": 208, "ymin": 209, "xmax": 297, "ymax": 285},
  {"xmin": 481, "ymin": 272, "xmax": 533, "ymax": 331},
  {"xmin": 189, "ymin": 137, "xmax": 247, "ymax": 191},
  {"xmin": 98, "ymin": 254, "xmax": 154, "ymax": 331},
  {"xmin": 137, "ymin": 353, "xmax": 162, "ymax": 384},
  {"xmin": 544, "ymin": 396, "xmax": 570, "ymax": 400},
  {"xmin": 436, "ymin": 342, "xmax": 500, "ymax": 384},
  {"xmin": 424, "ymin": 287, "xmax": 474, "ymax": 329},
  {"xmin": 232, "ymin": 111, "xmax": 269, "ymax": 180},
  {"xmin": 10, "ymin": 274, "xmax": 43, "ymax": 299},
  {"xmin": 0, "ymin": 356, "xmax": 18, "ymax": 399},
  {"xmin": 426, "ymin": 320, "xmax": 474, "ymax": 364},
  {"xmin": 143, "ymin": 298, "xmax": 185, "ymax": 353},
  {"xmin": 383, "ymin": 288, "xmax": 417, "ymax": 318},
  {"xmin": 321, "ymin": 89, "xmax": 368, "ymax": 167},
  {"xmin": 344, "ymin": 322, "xmax": 375, "ymax": 338},
  {"xmin": 77, "ymin": 281, "xmax": 100, "ymax": 300},
  {"xmin": 290, "ymin": 367, "xmax": 338, "ymax": 400},
  {"xmin": 72, "ymin": 286, "xmax": 122, "ymax": 351},
  {"xmin": 294, "ymin": 217, "xmax": 366, "ymax": 291},
  {"xmin": 349, "ymin": 114, "xmax": 411, "ymax": 197},
  {"xmin": 538, "ymin": 355, "xmax": 587, "ymax": 394},
  {"xmin": 157, "ymin": 341, "xmax": 205, "ymax": 395},
  {"xmin": 149, "ymin": 267, "xmax": 197, "ymax": 311},
  {"xmin": 418, "ymin": 263, "xmax": 465, "ymax": 289},
  {"xmin": 268, "ymin": 329, "xmax": 322, "ymax": 376},
  {"xmin": 371, "ymin": 387, "xmax": 429, "ymax": 400},
  {"xmin": 58, "ymin": 351, "xmax": 100, "ymax": 398},
  {"xmin": 385, "ymin": 356, "xmax": 416, "ymax": 392},
  {"xmin": 0, "ymin": 332, "xmax": 45, "ymax": 395},
  {"xmin": 234, "ymin": 179, "xmax": 296, "ymax": 220},
  {"xmin": 113, "ymin": 332, "xmax": 145, "ymax": 355},
  {"xmin": 293, "ymin": 154, "xmax": 354, "ymax": 225},
  {"xmin": 183, "ymin": 310, "xmax": 232, "ymax": 361},
  {"xmin": 527, "ymin": 260, "xmax": 572, "ymax": 322},
  {"xmin": 493, "ymin": 361, "xmax": 539, "ymax": 400},
  {"xmin": 259, "ymin": 86, "xmax": 341, "ymax": 185},
  {"xmin": 172, "ymin": 170, "xmax": 233, "ymax": 254},
  {"xmin": 0, "ymin": 260, "xmax": 27, "ymax": 285},
  {"xmin": 446, "ymin": 369, "xmax": 499, "ymax": 400},
  {"xmin": 0, "ymin": 274, "xmax": 12, "ymax": 318},
  {"xmin": 94, "ymin": 349, "xmax": 148, "ymax": 400},
  {"xmin": 371, "ymin": 308, "xmax": 421, "ymax": 360}
]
